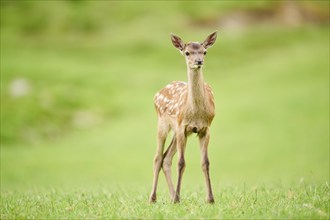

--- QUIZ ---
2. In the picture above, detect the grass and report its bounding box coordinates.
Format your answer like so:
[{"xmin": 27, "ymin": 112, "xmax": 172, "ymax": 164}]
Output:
[
  {"xmin": 1, "ymin": 183, "xmax": 329, "ymax": 219},
  {"xmin": 1, "ymin": 1, "xmax": 329, "ymax": 219}
]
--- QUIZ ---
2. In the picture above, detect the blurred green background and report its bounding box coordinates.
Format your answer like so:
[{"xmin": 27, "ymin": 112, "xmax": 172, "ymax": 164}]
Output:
[{"xmin": 1, "ymin": 1, "xmax": 329, "ymax": 190}]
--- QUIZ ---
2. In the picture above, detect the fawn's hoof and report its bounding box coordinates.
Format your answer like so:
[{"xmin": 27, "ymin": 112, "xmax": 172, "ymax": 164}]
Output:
[
  {"xmin": 207, "ymin": 197, "xmax": 215, "ymax": 204},
  {"xmin": 149, "ymin": 194, "xmax": 157, "ymax": 203},
  {"xmin": 173, "ymin": 196, "xmax": 180, "ymax": 204}
]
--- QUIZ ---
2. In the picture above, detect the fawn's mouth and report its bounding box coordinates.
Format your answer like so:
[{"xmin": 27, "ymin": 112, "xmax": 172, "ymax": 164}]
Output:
[{"xmin": 193, "ymin": 64, "xmax": 203, "ymax": 69}]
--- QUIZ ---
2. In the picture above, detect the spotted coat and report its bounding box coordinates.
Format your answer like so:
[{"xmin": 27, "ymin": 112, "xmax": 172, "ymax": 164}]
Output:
[{"xmin": 154, "ymin": 81, "xmax": 214, "ymax": 119}]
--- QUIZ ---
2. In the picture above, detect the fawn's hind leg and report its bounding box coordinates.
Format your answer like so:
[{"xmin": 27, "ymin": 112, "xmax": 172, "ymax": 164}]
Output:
[
  {"xmin": 162, "ymin": 134, "xmax": 177, "ymax": 200},
  {"xmin": 149, "ymin": 121, "xmax": 168, "ymax": 203}
]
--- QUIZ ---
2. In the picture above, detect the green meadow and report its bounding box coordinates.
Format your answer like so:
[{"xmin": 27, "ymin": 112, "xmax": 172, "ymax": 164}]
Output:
[{"xmin": 1, "ymin": 1, "xmax": 329, "ymax": 219}]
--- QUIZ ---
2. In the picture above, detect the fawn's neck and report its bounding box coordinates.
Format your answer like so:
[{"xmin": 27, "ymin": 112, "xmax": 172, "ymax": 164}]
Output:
[{"xmin": 187, "ymin": 67, "xmax": 205, "ymax": 110}]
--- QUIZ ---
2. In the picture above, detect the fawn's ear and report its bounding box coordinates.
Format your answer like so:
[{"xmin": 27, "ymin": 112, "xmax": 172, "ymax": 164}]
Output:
[
  {"xmin": 202, "ymin": 31, "xmax": 218, "ymax": 49},
  {"xmin": 171, "ymin": 33, "xmax": 185, "ymax": 51}
]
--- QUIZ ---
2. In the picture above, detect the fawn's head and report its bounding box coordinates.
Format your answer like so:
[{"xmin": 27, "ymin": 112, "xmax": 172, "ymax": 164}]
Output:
[{"xmin": 171, "ymin": 31, "xmax": 217, "ymax": 69}]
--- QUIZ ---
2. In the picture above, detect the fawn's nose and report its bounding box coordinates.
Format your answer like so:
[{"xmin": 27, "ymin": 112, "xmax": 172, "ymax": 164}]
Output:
[{"xmin": 196, "ymin": 60, "xmax": 203, "ymax": 65}]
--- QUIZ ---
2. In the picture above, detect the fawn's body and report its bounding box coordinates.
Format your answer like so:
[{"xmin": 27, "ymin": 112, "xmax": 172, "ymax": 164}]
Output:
[{"xmin": 149, "ymin": 32, "xmax": 218, "ymax": 203}]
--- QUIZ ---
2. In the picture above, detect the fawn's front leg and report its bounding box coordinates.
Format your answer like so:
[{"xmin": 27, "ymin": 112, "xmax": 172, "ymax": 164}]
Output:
[{"xmin": 199, "ymin": 128, "xmax": 215, "ymax": 203}]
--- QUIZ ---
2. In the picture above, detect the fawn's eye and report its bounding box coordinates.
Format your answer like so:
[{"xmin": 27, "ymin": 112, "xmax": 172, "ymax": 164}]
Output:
[
  {"xmin": 204, "ymin": 51, "xmax": 207, "ymax": 55},
  {"xmin": 185, "ymin": 51, "xmax": 190, "ymax": 56}
]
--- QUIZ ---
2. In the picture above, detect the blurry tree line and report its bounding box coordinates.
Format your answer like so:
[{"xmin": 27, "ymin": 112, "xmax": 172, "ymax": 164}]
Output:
[{"xmin": 1, "ymin": 1, "xmax": 328, "ymax": 36}]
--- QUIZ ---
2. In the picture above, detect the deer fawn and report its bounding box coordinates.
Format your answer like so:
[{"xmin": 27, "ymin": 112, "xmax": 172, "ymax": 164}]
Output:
[{"xmin": 149, "ymin": 32, "xmax": 218, "ymax": 203}]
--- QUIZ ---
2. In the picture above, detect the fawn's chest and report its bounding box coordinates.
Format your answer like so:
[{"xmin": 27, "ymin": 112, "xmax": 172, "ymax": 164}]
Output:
[{"xmin": 180, "ymin": 98, "xmax": 215, "ymax": 134}]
